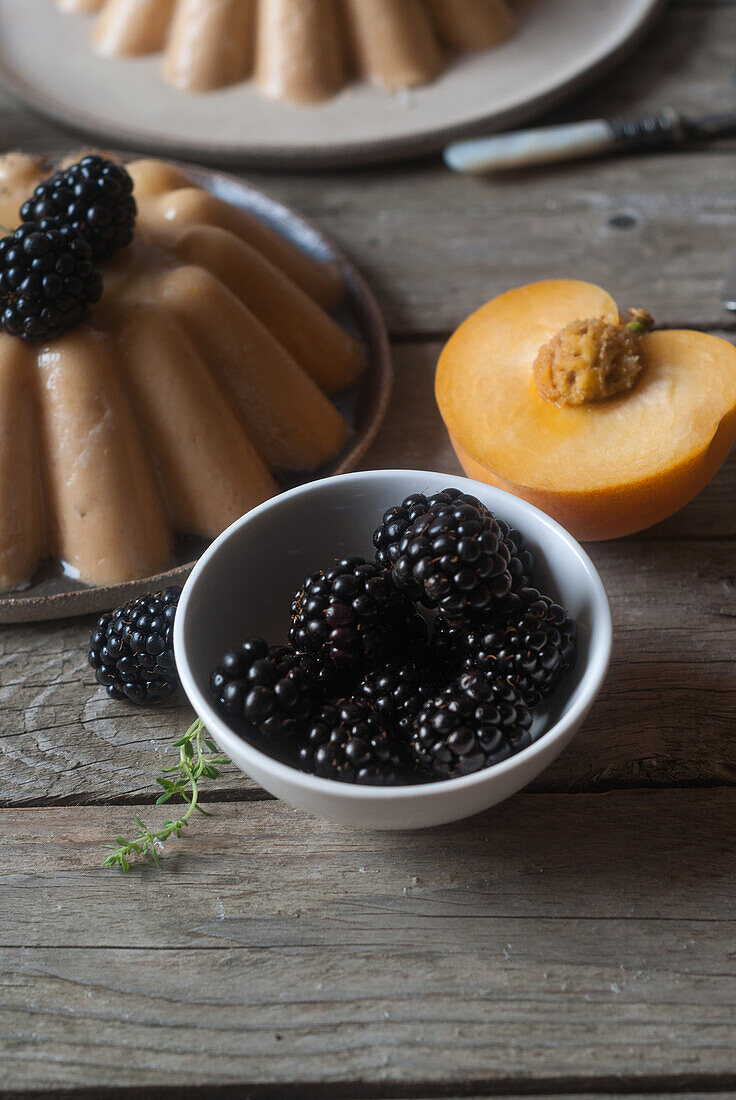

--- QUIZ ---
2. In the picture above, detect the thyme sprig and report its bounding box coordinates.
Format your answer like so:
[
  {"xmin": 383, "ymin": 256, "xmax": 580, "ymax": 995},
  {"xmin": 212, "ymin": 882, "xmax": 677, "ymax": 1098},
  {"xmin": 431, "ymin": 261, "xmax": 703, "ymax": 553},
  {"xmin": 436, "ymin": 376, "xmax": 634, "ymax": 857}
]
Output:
[{"xmin": 102, "ymin": 717, "xmax": 229, "ymax": 872}]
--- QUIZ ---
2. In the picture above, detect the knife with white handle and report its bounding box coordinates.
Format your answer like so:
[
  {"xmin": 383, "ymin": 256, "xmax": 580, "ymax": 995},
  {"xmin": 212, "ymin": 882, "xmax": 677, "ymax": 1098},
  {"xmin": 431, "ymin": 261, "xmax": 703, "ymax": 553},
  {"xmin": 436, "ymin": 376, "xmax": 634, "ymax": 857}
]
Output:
[{"xmin": 444, "ymin": 108, "xmax": 736, "ymax": 174}]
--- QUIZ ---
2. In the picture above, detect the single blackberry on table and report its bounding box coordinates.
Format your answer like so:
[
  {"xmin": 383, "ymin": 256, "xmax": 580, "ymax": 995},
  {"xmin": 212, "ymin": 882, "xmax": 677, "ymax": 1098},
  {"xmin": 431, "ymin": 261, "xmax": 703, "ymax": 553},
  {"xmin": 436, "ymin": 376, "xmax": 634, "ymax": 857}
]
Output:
[
  {"xmin": 21, "ymin": 155, "xmax": 137, "ymax": 263},
  {"xmin": 358, "ymin": 660, "xmax": 438, "ymax": 740},
  {"xmin": 0, "ymin": 221, "xmax": 102, "ymax": 342},
  {"xmin": 432, "ymin": 587, "xmax": 577, "ymax": 708},
  {"xmin": 411, "ymin": 669, "xmax": 533, "ymax": 781},
  {"xmin": 89, "ymin": 587, "xmax": 181, "ymax": 704},
  {"xmin": 289, "ymin": 556, "xmax": 427, "ymax": 677},
  {"xmin": 210, "ymin": 638, "xmax": 329, "ymax": 739},
  {"xmin": 299, "ymin": 698, "xmax": 403, "ymax": 785},
  {"xmin": 385, "ymin": 487, "xmax": 514, "ymax": 624}
]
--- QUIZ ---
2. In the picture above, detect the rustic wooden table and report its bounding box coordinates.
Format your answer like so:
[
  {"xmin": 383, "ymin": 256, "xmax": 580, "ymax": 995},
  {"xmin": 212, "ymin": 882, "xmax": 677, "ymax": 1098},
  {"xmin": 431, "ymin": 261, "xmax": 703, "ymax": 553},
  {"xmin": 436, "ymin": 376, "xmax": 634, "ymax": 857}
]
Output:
[{"xmin": 3, "ymin": 3, "xmax": 736, "ymax": 1097}]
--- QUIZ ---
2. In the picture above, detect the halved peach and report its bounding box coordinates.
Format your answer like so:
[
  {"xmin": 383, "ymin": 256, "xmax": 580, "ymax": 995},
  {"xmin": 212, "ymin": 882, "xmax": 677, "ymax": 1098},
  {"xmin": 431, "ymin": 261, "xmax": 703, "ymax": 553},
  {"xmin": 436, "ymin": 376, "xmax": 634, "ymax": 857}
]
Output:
[{"xmin": 436, "ymin": 280, "xmax": 736, "ymax": 540}]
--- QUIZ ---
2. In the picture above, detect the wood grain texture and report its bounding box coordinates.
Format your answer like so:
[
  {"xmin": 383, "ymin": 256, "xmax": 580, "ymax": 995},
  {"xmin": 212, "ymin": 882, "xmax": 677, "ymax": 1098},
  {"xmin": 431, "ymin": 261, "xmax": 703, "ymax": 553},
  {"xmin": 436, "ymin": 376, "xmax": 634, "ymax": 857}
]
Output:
[
  {"xmin": 3, "ymin": 528, "xmax": 736, "ymax": 806},
  {"xmin": 0, "ymin": 5, "xmax": 735, "ymax": 341},
  {"xmin": 2, "ymin": 790, "xmax": 736, "ymax": 1094},
  {"xmin": 2, "ymin": 342, "xmax": 736, "ymax": 807},
  {"xmin": 3, "ymin": 4, "xmax": 736, "ymax": 1096},
  {"xmin": 233, "ymin": 0, "xmax": 736, "ymax": 338}
]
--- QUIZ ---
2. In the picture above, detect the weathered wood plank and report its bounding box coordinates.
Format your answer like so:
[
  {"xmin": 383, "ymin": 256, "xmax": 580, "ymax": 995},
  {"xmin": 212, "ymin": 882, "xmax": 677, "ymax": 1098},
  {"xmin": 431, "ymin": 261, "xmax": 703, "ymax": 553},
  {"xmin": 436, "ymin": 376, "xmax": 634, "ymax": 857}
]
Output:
[
  {"xmin": 2, "ymin": 791, "xmax": 736, "ymax": 1093},
  {"xmin": 0, "ymin": 5, "xmax": 735, "ymax": 343},
  {"xmin": 4, "ymin": 789, "xmax": 736, "ymax": 945},
  {"xmin": 3, "ymin": 524, "xmax": 736, "ymax": 806},
  {"xmin": 279, "ymin": 149, "xmax": 736, "ymax": 337},
  {"xmin": 3, "ymin": 337, "xmax": 736, "ymax": 809},
  {"xmin": 5, "ymin": 1093, "xmax": 733, "ymax": 1100},
  {"xmin": 212, "ymin": 0, "xmax": 736, "ymax": 336}
]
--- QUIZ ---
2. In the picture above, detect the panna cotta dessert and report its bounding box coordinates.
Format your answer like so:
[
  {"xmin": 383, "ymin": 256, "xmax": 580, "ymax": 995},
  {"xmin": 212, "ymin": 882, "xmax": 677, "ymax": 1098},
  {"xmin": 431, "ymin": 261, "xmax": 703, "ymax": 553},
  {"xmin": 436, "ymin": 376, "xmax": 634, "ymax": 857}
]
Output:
[
  {"xmin": 53, "ymin": 0, "xmax": 518, "ymax": 103},
  {"xmin": 0, "ymin": 152, "xmax": 362, "ymax": 593}
]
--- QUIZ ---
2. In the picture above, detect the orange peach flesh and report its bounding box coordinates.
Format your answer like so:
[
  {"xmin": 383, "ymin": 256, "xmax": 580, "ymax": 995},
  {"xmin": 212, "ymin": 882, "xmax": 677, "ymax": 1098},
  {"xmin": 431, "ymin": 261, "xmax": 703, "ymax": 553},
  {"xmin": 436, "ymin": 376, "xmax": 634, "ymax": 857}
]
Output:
[{"xmin": 436, "ymin": 280, "xmax": 736, "ymax": 540}]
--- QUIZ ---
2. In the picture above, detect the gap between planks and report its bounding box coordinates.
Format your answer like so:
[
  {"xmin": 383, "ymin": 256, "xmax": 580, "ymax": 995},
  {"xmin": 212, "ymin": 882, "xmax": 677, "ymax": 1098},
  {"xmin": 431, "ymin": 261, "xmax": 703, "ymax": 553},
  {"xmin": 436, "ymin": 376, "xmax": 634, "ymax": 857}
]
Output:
[
  {"xmin": 3, "ymin": 790, "xmax": 736, "ymax": 1090},
  {"xmin": 7, "ymin": 1083, "xmax": 736, "ymax": 1100}
]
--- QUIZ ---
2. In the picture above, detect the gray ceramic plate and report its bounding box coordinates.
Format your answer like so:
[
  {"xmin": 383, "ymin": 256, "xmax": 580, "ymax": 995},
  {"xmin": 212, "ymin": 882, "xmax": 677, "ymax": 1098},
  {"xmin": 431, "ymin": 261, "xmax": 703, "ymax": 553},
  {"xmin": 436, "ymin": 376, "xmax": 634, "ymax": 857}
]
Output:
[
  {"xmin": 0, "ymin": 158, "xmax": 392, "ymax": 624},
  {"xmin": 0, "ymin": 0, "xmax": 664, "ymax": 168}
]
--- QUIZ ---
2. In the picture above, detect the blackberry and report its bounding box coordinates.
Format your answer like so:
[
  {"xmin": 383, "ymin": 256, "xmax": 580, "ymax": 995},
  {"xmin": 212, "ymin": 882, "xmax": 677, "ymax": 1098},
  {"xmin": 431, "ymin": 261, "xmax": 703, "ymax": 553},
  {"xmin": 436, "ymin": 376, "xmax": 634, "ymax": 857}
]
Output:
[
  {"xmin": 373, "ymin": 493, "xmax": 432, "ymax": 570},
  {"xmin": 289, "ymin": 556, "xmax": 426, "ymax": 677},
  {"xmin": 21, "ymin": 155, "xmax": 137, "ymax": 263},
  {"xmin": 497, "ymin": 519, "xmax": 535, "ymax": 590},
  {"xmin": 386, "ymin": 488, "xmax": 514, "ymax": 624},
  {"xmin": 411, "ymin": 669, "xmax": 533, "ymax": 781},
  {"xmin": 299, "ymin": 698, "xmax": 403, "ymax": 785},
  {"xmin": 0, "ymin": 221, "xmax": 102, "ymax": 342},
  {"xmin": 487, "ymin": 587, "xmax": 577, "ymax": 707},
  {"xmin": 375, "ymin": 491, "xmax": 536, "ymax": 604},
  {"xmin": 358, "ymin": 660, "xmax": 438, "ymax": 740},
  {"xmin": 88, "ymin": 587, "xmax": 181, "ymax": 704},
  {"xmin": 432, "ymin": 587, "xmax": 577, "ymax": 708},
  {"xmin": 210, "ymin": 638, "xmax": 326, "ymax": 739}
]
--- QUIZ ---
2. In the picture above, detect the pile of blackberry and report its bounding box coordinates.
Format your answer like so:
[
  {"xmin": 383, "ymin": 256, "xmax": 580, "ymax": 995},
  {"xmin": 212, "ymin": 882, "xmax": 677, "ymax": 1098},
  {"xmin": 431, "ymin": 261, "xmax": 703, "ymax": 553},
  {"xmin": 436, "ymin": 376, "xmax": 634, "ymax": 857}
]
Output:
[
  {"xmin": 0, "ymin": 155, "xmax": 136, "ymax": 343},
  {"xmin": 209, "ymin": 489, "xmax": 578, "ymax": 787}
]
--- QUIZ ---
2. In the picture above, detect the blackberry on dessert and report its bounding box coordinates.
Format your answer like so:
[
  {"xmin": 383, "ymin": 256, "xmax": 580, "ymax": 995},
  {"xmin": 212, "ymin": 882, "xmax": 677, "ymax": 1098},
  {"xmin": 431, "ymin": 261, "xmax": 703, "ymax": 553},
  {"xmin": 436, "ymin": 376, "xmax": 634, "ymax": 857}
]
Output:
[
  {"xmin": 89, "ymin": 586, "xmax": 180, "ymax": 704},
  {"xmin": 21, "ymin": 155, "xmax": 137, "ymax": 263},
  {"xmin": 0, "ymin": 221, "xmax": 102, "ymax": 342},
  {"xmin": 383, "ymin": 488, "xmax": 514, "ymax": 624},
  {"xmin": 411, "ymin": 669, "xmax": 533, "ymax": 781},
  {"xmin": 289, "ymin": 555, "xmax": 426, "ymax": 677},
  {"xmin": 210, "ymin": 638, "xmax": 328, "ymax": 739},
  {"xmin": 433, "ymin": 587, "xmax": 577, "ymax": 708},
  {"xmin": 299, "ymin": 698, "xmax": 403, "ymax": 786}
]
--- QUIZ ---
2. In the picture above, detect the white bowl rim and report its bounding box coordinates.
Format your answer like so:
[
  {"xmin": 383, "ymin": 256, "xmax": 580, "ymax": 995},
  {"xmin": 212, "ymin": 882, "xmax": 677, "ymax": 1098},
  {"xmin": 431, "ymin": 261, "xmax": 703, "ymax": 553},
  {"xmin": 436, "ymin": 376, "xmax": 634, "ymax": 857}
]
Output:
[{"xmin": 174, "ymin": 469, "xmax": 613, "ymax": 802}]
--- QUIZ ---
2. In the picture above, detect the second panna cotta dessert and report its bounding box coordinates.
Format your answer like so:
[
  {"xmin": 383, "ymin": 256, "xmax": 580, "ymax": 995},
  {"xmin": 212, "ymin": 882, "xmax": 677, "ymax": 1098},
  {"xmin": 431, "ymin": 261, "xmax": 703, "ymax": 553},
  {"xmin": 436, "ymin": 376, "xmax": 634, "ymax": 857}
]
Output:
[
  {"xmin": 436, "ymin": 279, "xmax": 736, "ymax": 540},
  {"xmin": 53, "ymin": 0, "xmax": 518, "ymax": 102},
  {"xmin": 0, "ymin": 152, "xmax": 363, "ymax": 593}
]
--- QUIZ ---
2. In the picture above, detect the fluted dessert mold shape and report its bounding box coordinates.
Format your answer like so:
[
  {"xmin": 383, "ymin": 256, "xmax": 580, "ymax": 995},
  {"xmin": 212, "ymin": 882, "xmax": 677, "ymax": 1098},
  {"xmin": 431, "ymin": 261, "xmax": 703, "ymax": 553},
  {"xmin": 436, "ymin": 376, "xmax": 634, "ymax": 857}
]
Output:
[
  {"xmin": 53, "ymin": 0, "xmax": 518, "ymax": 102},
  {"xmin": 0, "ymin": 153, "xmax": 365, "ymax": 593}
]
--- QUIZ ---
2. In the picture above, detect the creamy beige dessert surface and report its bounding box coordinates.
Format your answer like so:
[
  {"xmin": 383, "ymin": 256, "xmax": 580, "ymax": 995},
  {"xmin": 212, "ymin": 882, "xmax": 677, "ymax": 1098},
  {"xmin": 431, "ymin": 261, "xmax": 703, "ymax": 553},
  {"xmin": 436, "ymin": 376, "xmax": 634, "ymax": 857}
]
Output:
[
  {"xmin": 255, "ymin": 0, "xmax": 346, "ymax": 105},
  {"xmin": 164, "ymin": 0, "xmax": 255, "ymax": 92},
  {"xmin": 0, "ymin": 153, "xmax": 359, "ymax": 591},
  {"xmin": 53, "ymin": 0, "xmax": 518, "ymax": 102},
  {"xmin": 345, "ymin": 0, "xmax": 443, "ymax": 92},
  {"xmin": 93, "ymin": 0, "xmax": 176, "ymax": 56}
]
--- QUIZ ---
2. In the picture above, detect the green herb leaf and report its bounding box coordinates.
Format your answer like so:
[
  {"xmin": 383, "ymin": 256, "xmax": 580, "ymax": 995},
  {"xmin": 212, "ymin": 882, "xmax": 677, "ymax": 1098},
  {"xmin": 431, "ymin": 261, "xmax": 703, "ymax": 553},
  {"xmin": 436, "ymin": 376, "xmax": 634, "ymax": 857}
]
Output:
[{"xmin": 101, "ymin": 718, "xmax": 231, "ymax": 873}]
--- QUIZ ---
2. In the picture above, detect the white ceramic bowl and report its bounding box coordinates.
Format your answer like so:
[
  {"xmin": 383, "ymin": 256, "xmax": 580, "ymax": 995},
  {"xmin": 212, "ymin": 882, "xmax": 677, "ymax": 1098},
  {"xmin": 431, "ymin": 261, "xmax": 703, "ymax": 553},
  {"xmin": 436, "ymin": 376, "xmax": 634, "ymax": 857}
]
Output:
[{"xmin": 175, "ymin": 470, "xmax": 612, "ymax": 829}]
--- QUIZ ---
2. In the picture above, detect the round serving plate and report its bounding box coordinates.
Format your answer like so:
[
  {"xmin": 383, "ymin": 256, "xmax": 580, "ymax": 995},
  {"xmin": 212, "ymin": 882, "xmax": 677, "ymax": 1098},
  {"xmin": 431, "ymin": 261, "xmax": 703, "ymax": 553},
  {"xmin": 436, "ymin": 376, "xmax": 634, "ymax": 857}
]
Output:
[
  {"xmin": 0, "ymin": 156, "xmax": 392, "ymax": 625},
  {"xmin": 0, "ymin": 0, "xmax": 664, "ymax": 169}
]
